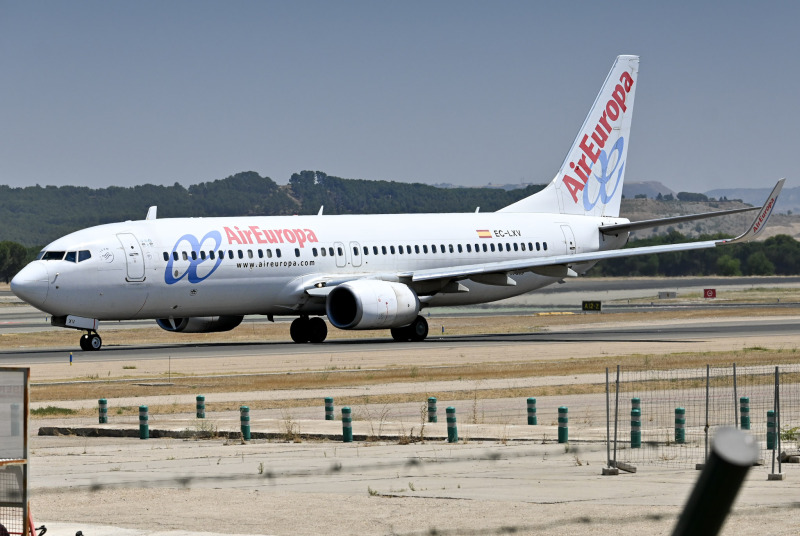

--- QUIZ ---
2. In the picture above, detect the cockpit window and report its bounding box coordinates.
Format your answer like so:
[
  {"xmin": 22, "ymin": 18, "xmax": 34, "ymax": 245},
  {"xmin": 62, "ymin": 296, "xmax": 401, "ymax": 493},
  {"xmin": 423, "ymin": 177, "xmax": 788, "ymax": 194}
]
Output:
[
  {"xmin": 42, "ymin": 251, "xmax": 65, "ymax": 261},
  {"xmin": 78, "ymin": 250, "xmax": 92, "ymax": 262},
  {"xmin": 36, "ymin": 250, "xmax": 45, "ymax": 260},
  {"xmin": 65, "ymin": 251, "xmax": 77, "ymax": 263}
]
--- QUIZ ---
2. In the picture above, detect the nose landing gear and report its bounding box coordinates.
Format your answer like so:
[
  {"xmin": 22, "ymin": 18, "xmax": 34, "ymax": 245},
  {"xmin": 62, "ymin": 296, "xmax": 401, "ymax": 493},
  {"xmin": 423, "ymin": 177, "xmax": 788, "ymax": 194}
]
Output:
[{"xmin": 79, "ymin": 331, "xmax": 102, "ymax": 351}]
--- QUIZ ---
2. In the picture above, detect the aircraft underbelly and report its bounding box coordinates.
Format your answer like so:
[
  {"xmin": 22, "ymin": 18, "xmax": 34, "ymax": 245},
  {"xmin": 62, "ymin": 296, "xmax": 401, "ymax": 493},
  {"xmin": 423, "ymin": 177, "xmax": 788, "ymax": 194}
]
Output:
[{"xmin": 426, "ymin": 273, "xmax": 557, "ymax": 307}]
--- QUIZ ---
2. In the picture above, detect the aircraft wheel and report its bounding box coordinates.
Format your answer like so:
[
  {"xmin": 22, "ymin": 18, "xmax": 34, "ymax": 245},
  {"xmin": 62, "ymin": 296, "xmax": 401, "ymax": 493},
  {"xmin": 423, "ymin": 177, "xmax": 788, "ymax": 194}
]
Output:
[
  {"xmin": 79, "ymin": 334, "xmax": 90, "ymax": 351},
  {"xmin": 308, "ymin": 317, "xmax": 328, "ymax": 343},
  {"xmin": 409, "ymin": 316, "xmax": 429, "ymax": 342},
  {"xmin": 390, "ymin": 327, "xmax": 409, "ymax": 342},
  {"xmin": 88, "ymin": 333, "xmax": 102, "ymax": 351},
  {"xmin": 290, "ymin": 317, "xmax": 310, "ymax": 343}
]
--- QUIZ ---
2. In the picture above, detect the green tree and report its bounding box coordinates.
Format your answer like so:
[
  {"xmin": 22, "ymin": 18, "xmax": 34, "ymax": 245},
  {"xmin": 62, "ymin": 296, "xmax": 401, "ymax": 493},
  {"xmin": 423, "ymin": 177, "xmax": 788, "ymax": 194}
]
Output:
[{"xmin": 715, "ymin": 254, "xmax": 742, "ymax": 276}]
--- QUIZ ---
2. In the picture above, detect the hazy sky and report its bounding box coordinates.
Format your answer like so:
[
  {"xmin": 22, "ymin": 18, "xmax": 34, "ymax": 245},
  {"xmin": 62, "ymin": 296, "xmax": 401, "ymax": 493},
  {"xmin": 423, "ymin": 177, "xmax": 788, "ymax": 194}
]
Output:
[{"xmin": 1, "ymin": 2, "xmax": 797, "ymax": 193}]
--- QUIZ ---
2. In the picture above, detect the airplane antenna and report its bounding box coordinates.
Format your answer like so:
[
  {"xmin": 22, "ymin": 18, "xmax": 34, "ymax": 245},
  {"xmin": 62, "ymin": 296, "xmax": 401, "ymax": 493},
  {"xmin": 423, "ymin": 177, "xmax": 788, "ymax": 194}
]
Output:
[
  {"xmin": 475, "ymin": 207, "xmax": 480, "ymax": 213},
  {"xmin": 146, "ymin": 206, "xmax": 157, "ymax": 220},
  {"xmin": 318, "ymin": 206, "xmax": 324, "ymax": 216}
]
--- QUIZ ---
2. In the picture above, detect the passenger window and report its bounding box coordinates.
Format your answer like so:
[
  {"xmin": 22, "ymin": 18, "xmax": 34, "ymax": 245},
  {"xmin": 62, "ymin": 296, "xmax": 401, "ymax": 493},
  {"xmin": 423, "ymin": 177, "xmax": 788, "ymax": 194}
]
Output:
[
  {"xmin": 276, "ymin": 249, "xmax": 282, "ymax": 258},
  {"xmin": 521, "ymin": 243, "xmax": 526, "ymax": 251},
  {"xmin": 353, "ymin": 247, "xmax": 359, "ymax": 256},
  {"xmin": 200, "ymin": 251, "xmax": 206, "ymax": 260},
  {"xmin": 363, "ymin": 246, "xmax": 368, "ymax": 255},
  {"xmin": 320, "ymin": 248, "xmax": 326, "ymax": 257},
  {"xmin": 313, "ymin": 248, "xmax": 318, "ymax": 257},
  {"xmin": 257, "ymin": 250, "xmax": 263, "ymax": 259},
  {"xmin": 295, "ymin": 248, "xmax": 300, "ymax": 257},
  {"xmin": 228, "ymin": 251, "xmax": 234, "ymax": 259},
  {"xmin": 457, "ymin": 244, "xmax": 463, "ymax": 253},
  {"xmin": 449, "ymin": 244, "xmax": 454, "ymax": 253},
  {"xmin": 414, "ymin": 245, "xmax": 420, "ymax": 254},
  {"xmin": 397, "ymin": 246, "xmax": 402, "ymax": 255},
  {"xmin": 211, "ymin": 251, "xmax": 216, "ymax": 260},
  {"xmin": 191, "ymin": 251, "xmax": 197, "ymax": 260},
  {"xmin": 182, "ymin": 252, "xmax": 189, "ymax": 261},
  {"xmin": 163, "ymin": 252, "xmax": 169, "ymax": 261},
  {"xmin": 536, "ymin": 242, "xmax": 541, "ymax": 251},
  {"xmin": 337, "ymin": 246, "xmax": 343, "ymax": 256},
  {"xmin": 466, "ymin": 244, "xmax": 472, "ymax": 253},
  {"xmin": 373, "ymin": 246, "xmax": 379, "ymax": 255},
  {"xmin": 423, "ymin": 245, "xmax": 428, "ymax": 254},
  {"xmin": 431, "ymin": 245, "xmax": 437, "ymax": 253},
  {"xmin": 266, "ymin": 249, "xmax": 273, "ymax": 258},
  {"xmin": 388, "ymin": 246, "xmax": 394, "ymax": 254},
  {"xmin": 247, "ymin": 250, "xmax": 253, "ymax": 259},
  {"xmin": 506, "ymin": 243, "xmax": 511, "ymax": 252},
  {"xmin": 382, "ymin": 246, "xmax": 387, "ymax": 255},
  {"xmin": 482, "ymin": 244, "xmax": 488, "ymax": 252},
  {"xmin": 543, "ymin": 242, "xmax": 548, "ymax": 251},
  {"xmin": 78, "ymin": 250, "xmax": 92, "ymax": 262},
  {"xmin": 440, "ymin": 244, "xmax": 445, "ymax": 253},
  {"xmin": 490, "ymin": 243, "xmax": 496, "ymax": 252},
  {"xmin": 406, "ymin": 246, "xmax": 411, "ymax": 254},
  {"xmin": 329, "ymin": 247, "xmax": 334, "ymax": 256},
  {"xmin": 65, "ymin": 251, "xmax": 77, "ymax": 263},
  {"xmin": 238, "ymin": 250, "xmax": 243, "ymax": 259}
]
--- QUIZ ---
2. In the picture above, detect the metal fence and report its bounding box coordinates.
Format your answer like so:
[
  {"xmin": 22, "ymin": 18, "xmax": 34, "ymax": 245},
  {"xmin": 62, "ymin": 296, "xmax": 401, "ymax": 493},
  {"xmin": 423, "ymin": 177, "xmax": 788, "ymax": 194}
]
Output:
[{"xmin": 608, "ymin": 363, "xmax": 800, "ymax": 470}]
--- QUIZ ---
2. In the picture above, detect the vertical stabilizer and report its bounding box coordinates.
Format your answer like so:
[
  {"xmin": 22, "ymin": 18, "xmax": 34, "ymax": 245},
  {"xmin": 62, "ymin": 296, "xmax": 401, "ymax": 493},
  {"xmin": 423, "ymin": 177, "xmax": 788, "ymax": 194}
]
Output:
[{"xmin": 500, "ymin": 55, "xmax": 639, "ymax": 217}]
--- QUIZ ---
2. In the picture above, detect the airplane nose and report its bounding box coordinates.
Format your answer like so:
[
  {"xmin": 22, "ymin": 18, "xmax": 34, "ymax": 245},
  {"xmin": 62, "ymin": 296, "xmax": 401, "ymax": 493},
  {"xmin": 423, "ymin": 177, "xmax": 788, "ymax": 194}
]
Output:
[{"xmin": 10, "ymin": 262, "xmax": 49, "ymax": 308}]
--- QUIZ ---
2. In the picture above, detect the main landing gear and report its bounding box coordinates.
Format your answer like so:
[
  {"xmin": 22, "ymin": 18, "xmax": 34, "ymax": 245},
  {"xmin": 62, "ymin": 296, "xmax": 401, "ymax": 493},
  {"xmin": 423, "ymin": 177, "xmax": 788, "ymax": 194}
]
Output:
[
  {"xmin": 290, "ymin": 316, "xmax": 328, "ymax": 343},
  {"xmin": 391, "ymin": 315, "xmax": 429, "ymax": 342},
  {"xmin": 79, "ymin": 331, "xmax": 102, "ymax": 351}
]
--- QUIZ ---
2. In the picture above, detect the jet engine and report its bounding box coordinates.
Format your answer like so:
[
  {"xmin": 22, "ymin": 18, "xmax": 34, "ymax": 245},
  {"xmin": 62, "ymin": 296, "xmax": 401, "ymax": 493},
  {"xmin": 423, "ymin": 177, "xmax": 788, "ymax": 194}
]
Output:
[
  {"xmin": 155, "ymin": 315, "xmax": 244, "ymax": 333},
  {"xmin": 326, "ymin": 280, "xmax": 419, "ymax": 330}
]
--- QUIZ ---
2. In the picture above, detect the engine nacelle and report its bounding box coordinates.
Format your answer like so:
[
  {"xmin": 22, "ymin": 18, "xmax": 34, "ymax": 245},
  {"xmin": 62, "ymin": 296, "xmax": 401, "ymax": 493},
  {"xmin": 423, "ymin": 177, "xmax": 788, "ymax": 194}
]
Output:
[
  {"xmin": 326, "ymin": 280, "xmax": 419, "ymax": 330},
  {"xmin": 155, "ymin": 315, "xmax": 244, "ymax": 333}
]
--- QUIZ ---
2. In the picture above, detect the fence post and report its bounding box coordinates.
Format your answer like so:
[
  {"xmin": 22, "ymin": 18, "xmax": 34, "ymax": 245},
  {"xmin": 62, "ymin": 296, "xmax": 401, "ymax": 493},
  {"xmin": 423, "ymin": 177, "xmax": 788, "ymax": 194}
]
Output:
[
  {"xmin": 446, "ymin": 407, "xmax": 458, "ymax": 443},
  {"xmin": 342, "ymin": 407, "xmax": 352, "ymax": 442},
  {"xmin": 767, "ymin": 410, "xmax": 776, "ymax": 450},
  {"xmin": 739, "ymin": 397, "xmax": 750, "ymax": 430},
  {"xmin": 139, "ymin": 405, "xmax": 149, "ymax": 440},
  {"xmin": 240, "ymin": 406, "xmax": 250, "ymax": 441},
  {"xmin": 527, "ymin": 397, "xmax": 537, "ymax": 425},
  {"xmin": 428, "ymin": 397, "xmax": 437, "ymax": 423},
  {"xmin": 325, "ymin": 397, "xmax": 334, "ymax": 421},
  {"xmin": 558, "ymin": 406, "xmax": 568, "ymax": 444},
  {"xmin": 733, "ymin": 362, "xmax": 739, "ymax": 428},
  {"xmin": 675, "ymin": 407, "xmax": 685, "ymax": 444},
  {"xmin": 196, "ymin": 395, "xmax": 205, "ymax": 419},
  {"xmin": 98, "ymin": 399, "xmax": 108, "ymax": 424}
]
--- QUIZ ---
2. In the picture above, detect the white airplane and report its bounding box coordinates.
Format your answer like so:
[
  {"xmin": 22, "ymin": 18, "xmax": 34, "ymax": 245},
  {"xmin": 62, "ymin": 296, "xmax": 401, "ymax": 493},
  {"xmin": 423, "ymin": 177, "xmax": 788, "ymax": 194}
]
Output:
[{"xmin": 10, "ymin": 55, "xmax": 784, "ymax": 351}]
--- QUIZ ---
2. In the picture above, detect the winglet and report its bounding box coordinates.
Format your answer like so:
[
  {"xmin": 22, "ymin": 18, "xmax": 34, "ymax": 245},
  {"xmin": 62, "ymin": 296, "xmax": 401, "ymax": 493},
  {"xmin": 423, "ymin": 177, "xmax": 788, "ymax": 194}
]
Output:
[{"xmin": 719, "ymin": 179, "xmax": 785, "ymax": 245}]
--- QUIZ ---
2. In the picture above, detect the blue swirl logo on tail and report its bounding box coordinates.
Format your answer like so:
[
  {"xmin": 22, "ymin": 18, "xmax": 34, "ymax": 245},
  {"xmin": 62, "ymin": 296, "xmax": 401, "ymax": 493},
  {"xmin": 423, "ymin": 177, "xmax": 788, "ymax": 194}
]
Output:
[
  {"xmin": 583, "ymin": 137, "xmax": 625, "ymax": 211},
  {"xmin": 165, "ymin": 231, "xmax": 223, "ymax": 284}
]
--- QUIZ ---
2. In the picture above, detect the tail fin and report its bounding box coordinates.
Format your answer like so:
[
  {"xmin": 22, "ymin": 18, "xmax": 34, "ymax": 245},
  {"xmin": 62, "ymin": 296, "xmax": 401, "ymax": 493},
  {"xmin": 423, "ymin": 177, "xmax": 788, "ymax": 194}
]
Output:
[{"xmin": 500, "ymin": 55, "xmax": 639, "ymax": 217}]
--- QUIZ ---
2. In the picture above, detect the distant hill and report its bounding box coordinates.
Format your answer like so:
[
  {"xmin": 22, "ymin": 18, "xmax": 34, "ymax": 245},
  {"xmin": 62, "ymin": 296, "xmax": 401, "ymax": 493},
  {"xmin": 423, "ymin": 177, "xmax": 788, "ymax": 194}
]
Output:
[
  {"xmin": 621, "ymin": 181, "xmax": 675, "ymax": 199},
  {"xmin": 706, "ymin": 186, "xmax": 800, "ymax": 214}
]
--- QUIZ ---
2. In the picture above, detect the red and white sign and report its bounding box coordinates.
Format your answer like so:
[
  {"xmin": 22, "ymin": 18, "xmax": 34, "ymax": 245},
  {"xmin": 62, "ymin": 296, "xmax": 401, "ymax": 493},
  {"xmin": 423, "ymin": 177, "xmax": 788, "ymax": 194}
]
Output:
[{"xmin": 704, "ymin": 289, "xmax": 716, "ymax": 299}]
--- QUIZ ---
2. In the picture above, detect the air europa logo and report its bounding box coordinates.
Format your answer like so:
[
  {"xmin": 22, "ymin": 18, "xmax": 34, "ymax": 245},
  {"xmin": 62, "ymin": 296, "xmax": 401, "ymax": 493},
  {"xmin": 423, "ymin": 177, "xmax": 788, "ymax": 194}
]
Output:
[
  {"xmin": 562, "ymin": 70, "xmax": 634, "ymax": 209},
  {"xmin": 224, "ymin": 226, "xmax": 318, "ymax": 247},
  {"xmin": 752, "ymin": 197, "xmax": 776, "ymax": 234},
  {"xmin": 165, "ymin": 231, "xmax": 223, "ymax": 285}
]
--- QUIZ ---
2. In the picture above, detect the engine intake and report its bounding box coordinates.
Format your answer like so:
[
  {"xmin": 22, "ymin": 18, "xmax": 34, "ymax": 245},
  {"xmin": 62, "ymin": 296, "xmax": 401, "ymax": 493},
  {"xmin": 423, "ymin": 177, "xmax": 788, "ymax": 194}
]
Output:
[
  {"xmin": 155, "ymin": 315, "xmax": 244, "ymax": 333},
  {"xmin": 326, "ymin": 280, "xmax": 419, "ymax": 330}
]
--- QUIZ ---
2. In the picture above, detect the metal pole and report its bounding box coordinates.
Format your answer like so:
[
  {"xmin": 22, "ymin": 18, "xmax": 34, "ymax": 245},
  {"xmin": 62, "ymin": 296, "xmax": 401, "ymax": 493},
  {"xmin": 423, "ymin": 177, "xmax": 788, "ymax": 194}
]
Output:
[
  {"xmin": 606, "ymin": 368, "xmax": 611, "ymax": 467},
  {"xmin": 732, "ymin": 363, "xmax": 738, "ymax": 429},
  {"xmin": 671, "ymin": 427, "xmax": 759, "ymax": 536},
  {"xmin": 776, "ymin": 366, "xmax": 782, "ymax": 473},
  {"xmin": 613, "ymin": 365, "xmax": 620, "ymax": 467},
  {"xmin": 705, "ymin": 364, "xmax": 710, "ymax": 461},
  {"xmin": 771, "ymin": 369, "xmax": 777, "ymax": 475}
]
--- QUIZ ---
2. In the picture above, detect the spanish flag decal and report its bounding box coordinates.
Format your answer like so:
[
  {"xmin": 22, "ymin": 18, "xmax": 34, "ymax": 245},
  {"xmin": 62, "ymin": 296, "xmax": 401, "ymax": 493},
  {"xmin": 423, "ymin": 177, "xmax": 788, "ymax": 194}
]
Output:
[{"xmin": 476, "ymin": 230, "xmax": 492, "ymax": 239}]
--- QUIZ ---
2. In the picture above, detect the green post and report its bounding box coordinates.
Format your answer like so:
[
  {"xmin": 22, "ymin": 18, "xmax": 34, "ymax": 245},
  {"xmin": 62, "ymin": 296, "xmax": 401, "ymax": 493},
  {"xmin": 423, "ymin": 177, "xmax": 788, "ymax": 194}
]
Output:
[
  {"xmin": 139, "ymin": 405, "xmax": 149, "ymax": 440},
  {"xmin": 428, "ymin": 397, "xmax": 437, "ymax": 423},
  {"xmin": 10, "ymin": 404, "xmax": 20, "ymax": 436},
  {"xmin": 240, "ymin": 406, "xmax": 250, "ymax": 441},
  {"xmin": 740, "ymin": 397, "xmax": 750, "ymax": 430},
  {"xmin": 98, "ymin": 398, "xmax": 108, "ymax": 424},
  {"xmin": 558, "ymin": 406, "xmax": 568, "ymax": 443},
  {"xmin": 342, "ymin": 407, "xmax": 353, "ymax": 442},
  {"xmin": 675, "ymin": 407, "xmax": 685, "ymax": 444},
  {"xmin": 631, "ymin": 408, "xmax": 641, "ymax": 448},
  {"xmin": 196, "ymin": 395, "xmax": 205, "ymax": 419},
  {"xmin": 527, "ymin": 397, "xmax": 537, "ymax": 425},
  {"xmin": 325, "ymin": 397, "xmax": 334, "ymax": 420},
  {"xmin": 446, "ymin": 407, "xmax": 458, "ymax": 443},
  {"xmin": 767, "ymin": 409, "xmax": 776, "ymax": 450}
]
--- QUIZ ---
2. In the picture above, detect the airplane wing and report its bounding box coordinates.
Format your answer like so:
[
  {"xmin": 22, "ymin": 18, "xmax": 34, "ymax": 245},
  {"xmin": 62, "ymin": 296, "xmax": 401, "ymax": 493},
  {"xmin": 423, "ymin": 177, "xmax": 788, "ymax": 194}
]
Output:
[{"xmin": 407, "ymin": 179, "xmax": 785, "ymax": 284}]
